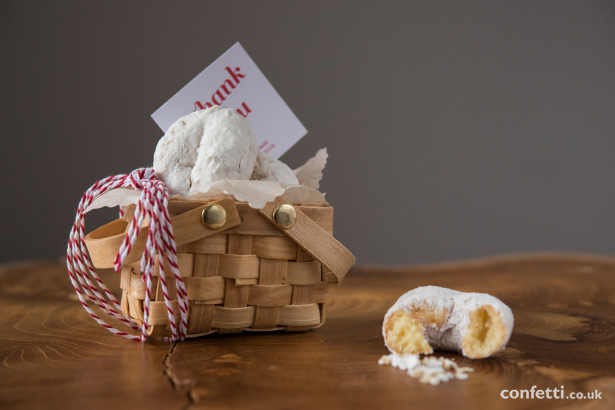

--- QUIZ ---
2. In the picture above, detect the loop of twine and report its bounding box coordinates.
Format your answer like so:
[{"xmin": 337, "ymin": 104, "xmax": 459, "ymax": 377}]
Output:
[{"xmin": 66, "ymin": 168, "xmax": 188, "ymax": 342}]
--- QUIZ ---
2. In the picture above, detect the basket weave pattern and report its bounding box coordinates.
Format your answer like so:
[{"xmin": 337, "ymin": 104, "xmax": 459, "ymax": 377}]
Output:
[{"xmin": 118, "ymin": 202, "xmax": 333, "ymax": 337}]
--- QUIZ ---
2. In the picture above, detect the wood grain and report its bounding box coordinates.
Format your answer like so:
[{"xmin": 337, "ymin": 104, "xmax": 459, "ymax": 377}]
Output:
[
  {"xmin": 1, "ymin": 254, "xmax": 614, "ymax": 409},
  {"xmin": 0, "ymin": 262, "xmax": 182, "ymax": 409}
]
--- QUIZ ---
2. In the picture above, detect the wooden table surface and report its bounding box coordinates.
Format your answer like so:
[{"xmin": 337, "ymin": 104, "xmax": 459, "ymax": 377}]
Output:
[{"xmin": 1, "ymin": 253, "xmax": 614, "ymax": 409}]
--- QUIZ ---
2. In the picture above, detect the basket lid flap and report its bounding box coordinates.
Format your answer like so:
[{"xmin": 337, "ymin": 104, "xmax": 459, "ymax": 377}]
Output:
[
  {"xmin": 85, "ymin": 198, "xmax": 241, "ymax": 268},
  {"xmin": 259, "ymin": 198, "xmax": 356, "ymax": 283}
]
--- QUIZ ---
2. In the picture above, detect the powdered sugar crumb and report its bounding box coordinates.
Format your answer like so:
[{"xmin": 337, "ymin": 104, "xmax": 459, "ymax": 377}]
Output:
[{"xmin": 379, "ymin": 354, "xmax": 473, "ymax": 385}]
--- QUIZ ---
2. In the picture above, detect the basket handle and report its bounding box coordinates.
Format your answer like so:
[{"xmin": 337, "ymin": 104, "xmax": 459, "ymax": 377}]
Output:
[
  {"xmin": 259, "ymin": 198, "xmax": 356, "ymax": 283},
  {"xmin": 85, "ymin": 198, "xmax": 241, "ymax": 268}
]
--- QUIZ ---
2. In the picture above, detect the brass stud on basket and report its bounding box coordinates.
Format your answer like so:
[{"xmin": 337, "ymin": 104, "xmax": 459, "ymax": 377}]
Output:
[
  {"xmin": 273, "ymin": 204, "xmax": 297, "ymax": 229},
  {"xmin": 201, "ymin": 204, "xmax": 226, "ymax": 229}
]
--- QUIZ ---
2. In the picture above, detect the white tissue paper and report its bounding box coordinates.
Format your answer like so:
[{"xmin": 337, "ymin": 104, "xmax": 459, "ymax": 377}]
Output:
[{"xmin": 84, "ymin": 148, "xmax": 328, "ymax": 213}]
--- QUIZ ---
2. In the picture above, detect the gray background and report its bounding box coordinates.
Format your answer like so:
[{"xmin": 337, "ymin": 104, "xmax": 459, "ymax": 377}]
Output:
[{"xmin": 1, "ymin": 1, "xmax": 614, "ymax": 266}]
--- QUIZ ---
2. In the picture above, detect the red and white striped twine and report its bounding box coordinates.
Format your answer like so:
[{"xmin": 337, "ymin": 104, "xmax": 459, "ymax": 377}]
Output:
[{"xmin": 66, "ymin": 168, "xmax": 188, "ymax": 342}]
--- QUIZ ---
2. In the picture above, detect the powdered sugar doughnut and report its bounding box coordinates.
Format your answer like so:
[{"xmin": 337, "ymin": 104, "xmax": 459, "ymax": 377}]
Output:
[
  {"xmin": 153, "ymin": 106, "xmax": 257, "ymax": 196},
  {"xmin": 383, "ymin": 286, "xmax": 514, "ymax": 359},
  {"xmin": 251, "ymin": 151, "xmax": 299, "ymax": 186}
]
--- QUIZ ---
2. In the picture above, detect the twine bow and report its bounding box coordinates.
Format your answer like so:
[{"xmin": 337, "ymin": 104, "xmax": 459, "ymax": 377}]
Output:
[{"xmin": 66, "ymin": 168, "xmax": 188, "ymax": 342}]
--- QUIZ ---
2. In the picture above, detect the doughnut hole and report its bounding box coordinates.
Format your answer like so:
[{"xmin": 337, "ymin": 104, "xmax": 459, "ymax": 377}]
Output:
[
  {"xmin": 462, "ymin": 305, "xmax": 506, "ymax": 358},
  {"xmin": 384, "ymin": 310, "xmax": 433, "ymax": 355}
]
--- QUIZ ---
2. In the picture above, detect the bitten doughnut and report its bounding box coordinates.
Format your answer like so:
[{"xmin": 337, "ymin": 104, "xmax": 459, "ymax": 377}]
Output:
[
  {"xmin": 383, "ymin": 286, "xmax": 514, "ymax": 359},
  {"xmin": 251, "ymin": 151, "xmax": 299, "ymax": 186},
  {"xmin": 153, "ymin": 106, "xmax": 258, "ymax": 196}
]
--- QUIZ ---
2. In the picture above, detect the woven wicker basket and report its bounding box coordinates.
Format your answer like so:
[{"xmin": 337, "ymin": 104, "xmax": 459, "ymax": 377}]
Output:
[{"xmin": 84, "ymin": 197, "xmax": 355, "ymax": 338}]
